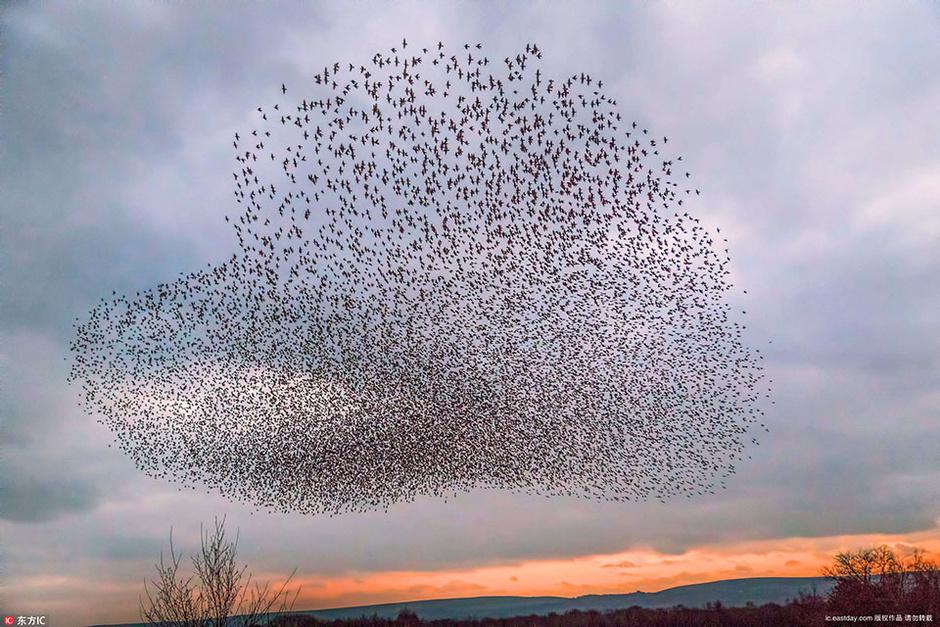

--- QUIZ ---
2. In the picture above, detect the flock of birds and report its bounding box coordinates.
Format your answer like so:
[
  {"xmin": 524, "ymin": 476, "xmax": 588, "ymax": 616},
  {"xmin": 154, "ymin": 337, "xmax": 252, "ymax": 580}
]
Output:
[{"xmin": 69, "ymin": 41, "xmax": 770, "ymax": 516}]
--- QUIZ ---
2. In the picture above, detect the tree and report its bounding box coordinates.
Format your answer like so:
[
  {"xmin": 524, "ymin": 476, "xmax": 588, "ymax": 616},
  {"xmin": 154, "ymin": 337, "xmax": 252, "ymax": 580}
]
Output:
[
  {"xmin": 140, "ymin": 517, "xmax": 300, "ymax": 627},
  {"xmin": 906, "ymin": 548, "xmax": 940, "ymax": 616},
  {"xmin": 824, "ymin": 544, "xmax": 940, "ymax": 614}
]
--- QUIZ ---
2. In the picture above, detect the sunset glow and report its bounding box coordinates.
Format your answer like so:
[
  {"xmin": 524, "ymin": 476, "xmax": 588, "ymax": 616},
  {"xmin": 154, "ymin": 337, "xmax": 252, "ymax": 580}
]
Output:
[
  {"xmin": 283, "ymin": 527, "xmax": 940, "ymax": 609},
  {"xmin": 12, "ymin": 526, "xmax": 940, "ymax": 625}
]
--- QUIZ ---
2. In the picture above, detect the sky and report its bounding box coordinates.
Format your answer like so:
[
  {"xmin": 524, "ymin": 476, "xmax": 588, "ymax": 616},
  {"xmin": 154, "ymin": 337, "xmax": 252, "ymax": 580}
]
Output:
[{"xmin": 1, "ymin": 1, "xmax": 939, "ymax": 625}]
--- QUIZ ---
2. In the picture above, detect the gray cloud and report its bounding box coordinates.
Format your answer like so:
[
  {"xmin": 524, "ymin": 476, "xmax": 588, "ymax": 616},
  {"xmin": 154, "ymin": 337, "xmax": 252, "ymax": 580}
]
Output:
[
  {"xmin": 0, "ymin": 473, "xmax": 100, "ymax": 523},
  {"xmin": 2, "ymin": 1, "xmax": 939, "ymax": 624}
]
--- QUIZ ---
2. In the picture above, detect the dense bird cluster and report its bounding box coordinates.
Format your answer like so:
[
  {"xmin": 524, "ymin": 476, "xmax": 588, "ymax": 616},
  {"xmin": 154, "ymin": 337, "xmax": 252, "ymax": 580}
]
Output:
[{"xmin": 69, "ymin": 41, "xmax": 770, "ymax": 515}]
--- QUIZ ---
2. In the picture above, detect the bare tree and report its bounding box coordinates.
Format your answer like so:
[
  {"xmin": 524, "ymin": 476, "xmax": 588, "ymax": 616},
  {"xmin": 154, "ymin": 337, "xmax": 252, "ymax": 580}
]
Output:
[
  {"xmin": 141, "ymin": 517, "xmax": 300, "ymax": 627},
  {"xmin": 823, "ymin": 545, "xmax": 899, "ymax": 585},
  {"xmin": 824, "ymin": 544, "xmax": 940, "ymax": 613}
]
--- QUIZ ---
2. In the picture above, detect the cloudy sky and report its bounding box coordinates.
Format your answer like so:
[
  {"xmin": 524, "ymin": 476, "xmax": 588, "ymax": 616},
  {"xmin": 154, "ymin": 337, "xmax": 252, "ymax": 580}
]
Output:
[{"xmin": 2, "ymin": 1, "xmax": 939, "ymax": 625}]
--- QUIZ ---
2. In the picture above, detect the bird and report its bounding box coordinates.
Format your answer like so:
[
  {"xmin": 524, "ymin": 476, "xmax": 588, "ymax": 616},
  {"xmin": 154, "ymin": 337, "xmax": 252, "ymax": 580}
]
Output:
[{"xmin": 68, "ymin": 40, "xmax": 771, "ymax": 517}]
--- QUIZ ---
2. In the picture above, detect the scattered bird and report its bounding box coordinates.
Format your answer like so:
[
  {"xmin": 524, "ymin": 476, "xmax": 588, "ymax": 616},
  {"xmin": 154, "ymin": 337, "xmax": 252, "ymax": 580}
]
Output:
[{"xmin": 69, "ymin": 41, "xmax": 770, "ymax": 517}]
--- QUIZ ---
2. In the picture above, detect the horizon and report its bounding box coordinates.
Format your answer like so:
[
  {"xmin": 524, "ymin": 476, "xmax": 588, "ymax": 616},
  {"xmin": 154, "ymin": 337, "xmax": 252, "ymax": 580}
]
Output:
[{"xmin": 86, "ymin": 573, "xmax": 839, "ymax": 627}]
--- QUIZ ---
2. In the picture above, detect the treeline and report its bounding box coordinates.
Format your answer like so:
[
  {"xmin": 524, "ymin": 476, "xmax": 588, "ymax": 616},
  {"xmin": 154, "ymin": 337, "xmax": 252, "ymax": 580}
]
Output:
[
  {"xmin": 268, "ymin": 597, "xmax": 829, "ymax": 627},
  {"xmin": 266, "ymin": 591, "xmax": 931, "ymax": 627},
  {"xmin": 825, "ymin": 545, "xmax": 940, "ymax": 616}
]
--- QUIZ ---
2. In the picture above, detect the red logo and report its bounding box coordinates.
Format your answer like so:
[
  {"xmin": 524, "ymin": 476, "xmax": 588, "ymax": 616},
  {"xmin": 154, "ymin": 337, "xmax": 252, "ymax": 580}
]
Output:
[{"xmin": 4, "ymin": 617, "xmax": 14, "ymax": 626}]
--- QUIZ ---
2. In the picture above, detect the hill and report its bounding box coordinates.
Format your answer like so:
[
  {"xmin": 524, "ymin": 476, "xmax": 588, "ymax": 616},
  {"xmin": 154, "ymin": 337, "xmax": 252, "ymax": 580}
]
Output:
[
  {"xmin": 289, "ymin": 576, "xmax": 832, "ymax": 620},
  {"xmin": 92, "ymin": 575, "xmax": 833, "ymax": 626}
]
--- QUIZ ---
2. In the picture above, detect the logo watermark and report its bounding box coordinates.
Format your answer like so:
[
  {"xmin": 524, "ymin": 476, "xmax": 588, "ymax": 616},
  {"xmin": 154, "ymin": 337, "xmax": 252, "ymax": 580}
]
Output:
[{"xmin": 825, "ymin": 615, "xmax": 934, "ymax": 623}]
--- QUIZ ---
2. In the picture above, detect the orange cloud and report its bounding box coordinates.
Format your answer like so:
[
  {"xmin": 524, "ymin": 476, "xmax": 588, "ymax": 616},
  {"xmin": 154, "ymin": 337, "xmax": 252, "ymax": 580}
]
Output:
[
  {"xmin": 281, "ymin": 526, "xmax": 940, "ymax": 611},
  {"xmin": 25, "ymin": 525, "xmax": 940, "ymax": 625},
  {"xmin": 601, "ymin": 560, "xmax": 638, "ymax": 569}
]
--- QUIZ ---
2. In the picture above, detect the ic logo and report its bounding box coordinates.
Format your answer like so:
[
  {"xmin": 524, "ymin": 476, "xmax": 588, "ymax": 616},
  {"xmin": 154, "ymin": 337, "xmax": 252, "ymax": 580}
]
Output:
[{"xmin": 3, "ymin": 617, "xmax": 14, "ymax": 626}]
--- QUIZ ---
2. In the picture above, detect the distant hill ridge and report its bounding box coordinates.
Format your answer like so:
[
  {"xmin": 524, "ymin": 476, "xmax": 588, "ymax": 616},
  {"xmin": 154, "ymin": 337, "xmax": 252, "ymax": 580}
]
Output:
[{"xmin": 92, "ymin": 576, "xmax": 833, "ymax": 626}]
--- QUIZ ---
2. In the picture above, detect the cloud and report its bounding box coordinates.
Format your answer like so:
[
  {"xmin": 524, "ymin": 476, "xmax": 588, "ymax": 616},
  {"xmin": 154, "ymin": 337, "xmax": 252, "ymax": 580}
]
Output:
[
  {"xmin": 2, "ymin": 0, "xmax": 939, "ymax": 623},
  {"xmin": 602, "ymin": 561, "xmax": 638, "ymax": 569},
  {"xmin": 0, "ymin": 473, "xmax": 100, "ymax": 523}
]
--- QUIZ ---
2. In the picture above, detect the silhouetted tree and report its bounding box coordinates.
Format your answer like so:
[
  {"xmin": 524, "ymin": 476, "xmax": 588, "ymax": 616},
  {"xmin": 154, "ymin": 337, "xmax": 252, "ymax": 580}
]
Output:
[
  {"xmin": 824, "ymin": 544, "xmax": 940, "ymax": 614},
  {"xmin": 140, "ymin": 516, "xmax": 300, "ymax": 627},
  {"xmin": 395, "ymin": 610, "xmax": 421, "ymax": 627}
]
